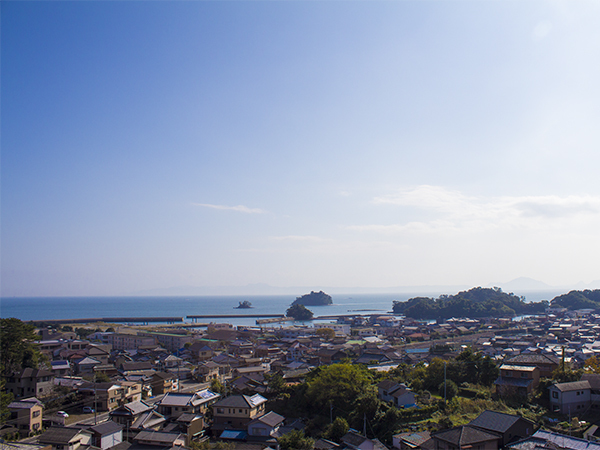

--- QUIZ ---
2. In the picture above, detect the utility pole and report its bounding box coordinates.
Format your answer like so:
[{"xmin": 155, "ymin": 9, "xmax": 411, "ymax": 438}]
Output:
[
  {"xmin": 94, "ymin": 371, "xmax": 98, "ymax": 425},
  {"xmin": 444, "ymin": 361, "xmax": 447, "ymax": 404}
]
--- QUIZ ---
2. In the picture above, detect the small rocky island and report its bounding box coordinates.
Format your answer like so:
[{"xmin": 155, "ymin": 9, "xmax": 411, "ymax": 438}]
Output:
[
  {"xmin": 291, "ymin": 290, "xmax": 333, "ymax": 306},
  {"xmin": 235, "ymin": 300, "xmax": 253, "ymax": 309}
]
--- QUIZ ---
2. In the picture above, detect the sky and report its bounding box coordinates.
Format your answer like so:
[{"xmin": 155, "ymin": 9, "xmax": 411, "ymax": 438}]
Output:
[{"xmin": 2, "ymin": 0, "xmax": 600, "ymax": 297}]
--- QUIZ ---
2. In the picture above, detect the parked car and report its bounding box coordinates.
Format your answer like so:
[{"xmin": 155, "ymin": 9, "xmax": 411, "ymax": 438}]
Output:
[
  {"xmin": 57, "ymin": 411, "xmax": 69, "ymax": 418},
  {"xmin": 83, "ymin": 406, "xmax": 95, "ymax": 413}
]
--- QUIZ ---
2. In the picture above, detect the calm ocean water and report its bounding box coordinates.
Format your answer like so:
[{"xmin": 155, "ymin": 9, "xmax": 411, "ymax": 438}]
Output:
[{"xmin": 0, "ymin": 290, "xmax": 562, "ymax": 327}]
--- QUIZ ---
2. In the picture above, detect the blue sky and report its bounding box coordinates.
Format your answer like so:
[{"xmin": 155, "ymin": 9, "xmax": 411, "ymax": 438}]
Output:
[{"xmin": 2, "ymin": 1, "xmax": 600, "ymax": 296}]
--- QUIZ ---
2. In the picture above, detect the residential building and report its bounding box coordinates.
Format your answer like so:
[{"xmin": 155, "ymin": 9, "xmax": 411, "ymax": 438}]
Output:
[
  {"xmin": 151, "ymin": 372, "xmax": 177, "ymax": 395},
  {"xmin": 247, "ymin": 411, "xmax": 285, "ymax": 439},
  {"xmin": 38, "ymin": 427, "xmax": 92, "ymax": 450},
  {"xmin": 431, "ymin": 425, "xmax": 500, "ymax": 450},
  {"xmin": 88, "ymin": 421, "xmax": 123, "ymax": 450},
  {"xmin": 8, "ymin": 398, "xmax": 44, "ymax": 435},
  {"xmin": 469, "ymin": 411, "xmax": 535, "ymax": 447},
  {"xmin": 392, "ymin": 432, "xmax": 431, "ymax": 450},
  {"xmin": 107, "ymin": 334, "xmax": 157, "ymax": 351},
  {"xmin": 504, "ymin": 354, "xmax": 560, "ymax": 378},
  {"xmin": 494, "ymin": 365, "xmax": 540, "ymax": 397},
  {"xmin": 156, "ymin": 389, "xmax": 220, "ymax": 419},
  {"xmin": 5, "ymin": 369, "xmax": 54, "ymax": 399},
  {"xmin": 548, "ymin": 380, "xmax": 592, "ymax": 414},
  {"xmin": 212, "ymin": 394, "xmax": 267, "ymax": 430},
  {"xmin": 341, "ymin": 430, "xmax": 389, "ymax": 450}
]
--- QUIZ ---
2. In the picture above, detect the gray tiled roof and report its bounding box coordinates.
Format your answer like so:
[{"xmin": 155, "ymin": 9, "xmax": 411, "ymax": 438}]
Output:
[
  {"xmin": 552, "ymin": 380, "xmax": 591, "ymax": 392},
  {"xmin": 90, "ymin": 421, "xmax": 123, "ymax": 435},
  {"xmin": 470, "ymin": 411, "xmax": 531, "ymax": 434},
  {"xmin": 433, "ymin": 425, "xmax": 500, "ymax": 446}
]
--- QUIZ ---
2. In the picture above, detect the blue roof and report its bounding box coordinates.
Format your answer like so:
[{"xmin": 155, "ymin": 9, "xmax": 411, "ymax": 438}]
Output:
[{"xmin": 220, "ymin": 430, "xmax": 247, "ymax": 440}]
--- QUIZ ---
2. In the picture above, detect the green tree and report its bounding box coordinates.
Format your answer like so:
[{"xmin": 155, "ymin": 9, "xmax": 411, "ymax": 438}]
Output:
[
  {"xmin": 439, "ymin": 379, "xmax": 458, "ymax": 400},
  {"xmin": 286, "ymin": 304, "xmax": 314, "ymax": 320},
  {"xmin": 1, "ymin": 318, "xmax": 42, "ymax": 376},
  {"xmin": 277, "ymin": 430, "xmax": 314, "ymax": 450},
  {"xmin": 305, "ymin": 363, "xmax": 373, "ymax": 416},
  {"xmin": 210, "ymin": 378, "xmax": 227, "ymax": 395},
  {"xmin": 315, "ymin": 328, "xmax": 335, "ymax": 341},
  {"xmin": 265, "ymin": 373, "xmax": 286, "ymax": 397},
  {"xmin": 95, "ymin": 371, "xmax": 111, "ymax": 383},
  {"xmin": 1, "ymin": 377, "xmax": 14, "ymax": 424},
  {"xmin": 324, "ymin": 417, "xmax": 349, "ymax": 443}
]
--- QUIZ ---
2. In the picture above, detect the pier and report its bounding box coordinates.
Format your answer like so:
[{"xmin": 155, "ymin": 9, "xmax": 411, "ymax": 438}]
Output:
[
  {"xmin": 187, "ymin": 314, "xmax": 285, "ymax": 322},
  {"xmin": 29, "ymin": 317, "xmax": 183, "ymax": 325}
]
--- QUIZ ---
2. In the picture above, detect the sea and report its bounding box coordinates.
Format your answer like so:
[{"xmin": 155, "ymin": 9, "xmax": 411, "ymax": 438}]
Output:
[{"xmin": 0, "ymin": 290, "xmax": 563, "ymax": 328}]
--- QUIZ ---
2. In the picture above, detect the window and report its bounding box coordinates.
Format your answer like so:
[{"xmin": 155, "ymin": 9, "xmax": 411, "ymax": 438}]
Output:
[
  {"xmin": 552, "ymin": 391, "xmax": 558, "ymax": 399},
  {"xmin": 577, "ymin": 391, "xmax": 580, "ymax": 396},
  {"xmin": 33, "ymin": 410, "xmax": 40, "ymax": 418}
]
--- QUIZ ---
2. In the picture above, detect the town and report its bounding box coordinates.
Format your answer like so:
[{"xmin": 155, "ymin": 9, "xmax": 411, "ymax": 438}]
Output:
[{"xmin": 2, "ymin": 291, "xmax": 600, "ymax": 450}]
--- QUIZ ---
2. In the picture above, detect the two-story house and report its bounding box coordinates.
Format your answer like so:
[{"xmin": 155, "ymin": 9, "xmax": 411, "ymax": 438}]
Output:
[
  {"xmin": 8, "ymin": 397, "xmax": 44, "ymax": 435},
  {"xmin": 549, "ymin": 380, "xmax": 592, "ymax": 414},
  {"xmin": 156, "ymin": 389, "xmax": 220, "ymax": 419},
  {"xmin": 212, "ymin": 394, "xmax": 267, "ymax": 431},
  {"xmin": 78, "ymin": 382, "xmax": 123, "ymax": 412},
  {"xmin": 494, "ymin": 364, "xmax": 540, "ymax": 397},
  {"xmin": 38, "ymin": 427, "xmax": 93, "ymax": 450},
  {"xmin": 469, "ymin": 410, "xmax": 535, "ymax": 447},
  {"xmin": 5, "ymin": 368, "xmax": 54, "ymax": 399}
]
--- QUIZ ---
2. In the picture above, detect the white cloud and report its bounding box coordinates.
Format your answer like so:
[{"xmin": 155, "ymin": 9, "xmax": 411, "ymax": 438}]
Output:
[
  {"xmin": 192, "ymin": 203, "xmax": 266, "ymax": 214},
  {"xmin": 352, "ymin": 186, "xmax": 600, "ymax": 235}
]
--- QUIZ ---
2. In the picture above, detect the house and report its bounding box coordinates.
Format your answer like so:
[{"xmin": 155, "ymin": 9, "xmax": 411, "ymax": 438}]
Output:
[
  {"xmin": 212, "ymin": 394, "xmax": 268, "ymax": 430},
  {"xmin": 8, "ymin": 397, "xmax": 44, "ymax": 435},
  {"xmin": 50, "ymin": 361, "xmax": 71, "ymax": 377},
  {"xmin": 86, "ymin": 345, "xmax": 111, "ymax": 365},
  {"xmin": 376, "ymin": 381, "xmax": 416, "ymax": 408},
  {"xmin": 74, "ymin": 357, "xmax": 101, "ymax": 375},
  {"xmin": 341, "ymin": 430, "xmax": 388, "ymax": 450},
  {"xmin": 507, "ymin": 429, "xmax": 600, "ymax": 450},
  {"xmin": 156, "ymin": 389, "xmax": 220, "ymax": 419},
  {"xmin": 247, "ymin": 411, "xmax": 285, "ymax": 439},
  {"xmin": 5, "ymin": 368, "xmax": 54, "ymax": 399},
  {"xmin": 38, "ymin": 427, "xmax": 93, "ymax": 450},
  {"xmin": 468, "ymin": 411, "xmax": 535, "ymax": 447},
  {"xmin": 132, "ymin": 430, "xmax": 186, "ymax": 447},
  {"xmin": 174, "ymin": 413, "xmax": 206, "ymax": 445},
  {"xmin": 392, "ymin": 431, "xmax": 431, "ymax": 450},
  {"xmin": 109, "ymin": 400, "xmax": 156, "ymax": 431},
  {"xmin": 581, "ymin": 373, "xmax": 600, "ymax": 410},
  {"xmin": 494, "ymin": 365, "xmax": 540, "ymax": 398},
  {"xmin": 504, "ymin": 354, "xmax": 560, "ymax": 378},
  {"xmin": 78, "ymin": 382, "xmax": 124, "ymax": 412},
  {"xmin": 187, "ymin": 343, "xmax": 215, "ymax": 361},
  {"xmin": 151, "ymin": 372, "xmax": 177, "ymax": 395},
  {"xmin": 431, "ymin": 425, "xmax": 500, "ymax": 450},
  {"xmin": 194, "ymin": 361, "xmax": 221, "ymax": 382},
  {"xmin": 120, "ymin": 381, "xmax": 143, "ymax": 404},
  {"xmin": 548, "ymin": 380, "xmax": 591, "ymax": 414},
  {"xmin": 88, "ymin": 421, "xmax": 123, "ymax": 450}
]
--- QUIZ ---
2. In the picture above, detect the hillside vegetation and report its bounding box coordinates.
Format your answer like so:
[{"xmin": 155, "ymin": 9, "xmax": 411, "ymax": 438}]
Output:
[
  {"xmin": 392, "ymin": 287, "xmax": 548, "ymax": 319},
  {"xmin": 550, "ymin": 289, "xmax": 600, "ymax": 310}
]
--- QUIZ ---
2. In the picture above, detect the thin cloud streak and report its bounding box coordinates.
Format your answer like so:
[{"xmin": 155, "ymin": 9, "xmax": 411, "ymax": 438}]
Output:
[{"xmin": 192, "ymin": 203, "xmax": 266, "ymax": 214}]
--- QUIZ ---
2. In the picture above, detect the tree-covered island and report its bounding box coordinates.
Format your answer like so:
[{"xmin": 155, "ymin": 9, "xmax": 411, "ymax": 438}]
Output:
[
  {"xmin": 291, "ymin": 290, "xmax": 333, "ymax": 306},
  {"xmin": 392, "ymin": 286, "xmax": 549, "ymax": 319}
]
